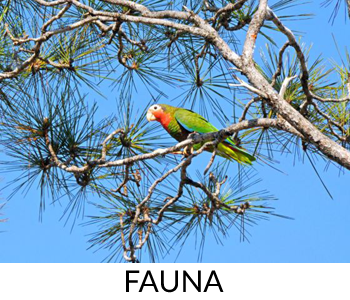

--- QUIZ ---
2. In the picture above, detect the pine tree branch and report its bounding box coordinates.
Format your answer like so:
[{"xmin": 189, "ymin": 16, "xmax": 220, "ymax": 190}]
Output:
[
  {"xmin": 271, "ymin": 41, "xmax": 290, "ymax": 87},
  {"xmin": 39, "ymin": 118, "xmax": 303, "ymax": 175}
]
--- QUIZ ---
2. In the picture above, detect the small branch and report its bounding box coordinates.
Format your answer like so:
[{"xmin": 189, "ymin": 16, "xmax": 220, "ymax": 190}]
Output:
[
  {"xmin": 310, "ymin": 101, "xmax": 346, "ymax": 134},
  {"xmin": 194, "ymin": 42, "xmax": 208, "ymax": 87},
  {"xmin": 117, "ymin": 34, "xmax": 133, "ymax": 70},
  {"xmin": 233, "ymin": 97, "xmax": 261, "ymax": 140},
  {"xmin": 279, "ymin": 75, "xmax": 297, "ymax": 98},
  {"xmin": 166, "ymin": 29, "xmax": 184, "ymax": 48},
  {"xmin": 120, "ymin": 213, "xmax": 133, "ymax": 262},
  {"xmin": 119, "ymin": 28, "xmax": 148, "ymax": 51},
  {"xmin": 135, "ymin": 222, "xmax": 152, "ymax": 250},
  {"xmin": 210, "ymin": 172, "xmax": 227, "ymax": 197},
  {"xmin": 44, "ymin": 119, "xmax": 69, "ymax": 170},
  {"xmin": 212, "ymin": 0, "xmax": 248, "ymax": 24},
  {"xmin": 41, "ymin": 3, "xmax": 71, "ymax": 32},
  {"xmin": 101, "ymin": 128, "xmax": 124, "ymax": 161},
  {"xmin": 188, "ymin": 172, "xmax": 250, "ymax": 216},
  {"xmin": 271, "ymin": 41, "xmax": 290, "ymax": 87},
  {"xmin": 153, "ymin": 152, "xmax": 194, "ymax": 225},
  {"xmin": 107, "ymin": 21, "xmax": 122, "ymax": 44},
  {"xmin": 310, "ymin": 92, "xmax": 350, "ymax": 103},
  {"xmin": 310, "ymin": 74, "xmax": 350, "ymax": 103},
  {"xmin": 327, "ymin": 123, "xmax": 346, "ymax": 142},
  {"xmin": 239, "ymin": 97, "xmax": 260, "ymax": 122},
  {"xmin": 112, "ymin": 164, "xmax": 131, "ymax": 196},
  {"xmin": 230, "ymin": 73, "xmax": 268, "ymax": 98},
  {"xmin": 203, "ymin": 0, "xmax": 219, "ymax": 12},
  {"xmin": 204, "ymin": 147, "xmax": 217, "ymax": 175}
]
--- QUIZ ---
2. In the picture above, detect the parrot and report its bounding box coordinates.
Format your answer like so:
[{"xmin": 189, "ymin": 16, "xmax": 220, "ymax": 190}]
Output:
[{"xmin": 146, "ymin": 104, "xmax": 255, "ymax": 165}]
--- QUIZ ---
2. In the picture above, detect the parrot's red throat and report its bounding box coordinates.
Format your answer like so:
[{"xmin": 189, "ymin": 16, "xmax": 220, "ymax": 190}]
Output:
[{"xmin": 153, "ymin": 111, "xmax": 171, "ymax": 128}]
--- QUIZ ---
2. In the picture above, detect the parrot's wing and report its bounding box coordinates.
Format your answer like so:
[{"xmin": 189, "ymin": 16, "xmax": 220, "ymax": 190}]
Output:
[
  {"xmin": 174, "ymin": 109, "xmax": 218, "ymax": 133},
  {"xmin": 225, "ymin": 136, "xmax": 239, "ymax": 148},
  {"xmin": 175, "ymin": 109, "xmax": 244, "ymax": 151}
]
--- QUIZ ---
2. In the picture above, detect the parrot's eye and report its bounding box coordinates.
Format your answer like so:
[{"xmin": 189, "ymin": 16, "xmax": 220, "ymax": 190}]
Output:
[{"xmin": 153, "ymin": 105, "xmax": 159, "ymax": 110}]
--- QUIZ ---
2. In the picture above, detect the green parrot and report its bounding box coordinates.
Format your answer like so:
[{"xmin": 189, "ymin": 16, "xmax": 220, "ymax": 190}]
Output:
[{"xmin": 146, "ymin": 104, "xmax": 255, "ymax": 165}]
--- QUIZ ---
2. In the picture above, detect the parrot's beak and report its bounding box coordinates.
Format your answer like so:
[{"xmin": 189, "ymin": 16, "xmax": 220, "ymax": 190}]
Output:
[{"xmin": 146, "ymin": 110, "xmax": 156, "ymax": 121}]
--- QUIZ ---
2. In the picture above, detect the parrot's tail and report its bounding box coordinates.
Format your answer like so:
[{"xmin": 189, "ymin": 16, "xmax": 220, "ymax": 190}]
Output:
[{"xmin": 218, "ymin": 142, "xmax": 256, "ymax": 165}]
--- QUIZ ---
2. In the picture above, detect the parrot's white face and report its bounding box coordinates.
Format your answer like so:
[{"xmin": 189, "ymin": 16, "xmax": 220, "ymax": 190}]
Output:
[{"xmin": 146, "ymin": 104, "xmax": 163, "ymax": 121}]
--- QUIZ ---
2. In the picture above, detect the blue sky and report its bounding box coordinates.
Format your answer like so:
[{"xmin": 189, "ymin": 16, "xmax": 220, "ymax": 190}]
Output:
[{"xmin": 1, "ymin": 1, "xmax": 350, "ymax": 263}]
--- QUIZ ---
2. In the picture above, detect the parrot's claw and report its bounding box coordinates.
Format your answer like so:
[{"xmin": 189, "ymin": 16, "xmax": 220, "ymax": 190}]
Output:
[
  {"xmin": 171, "ymin": 151, "xmax": 184, "ymax": 155},
  {"xmin": 183, "ymin": 145, "xmax": 193, "ymax": 157},
  {"xmin": 171, "ymin": 147, "xmax": 193, "ymax": 158}
]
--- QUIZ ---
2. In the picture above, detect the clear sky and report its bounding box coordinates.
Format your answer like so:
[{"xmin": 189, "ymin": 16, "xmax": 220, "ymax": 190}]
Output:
[{"xmin": 1, "ymin": 1, "xmax": 350, "ymax": 263}]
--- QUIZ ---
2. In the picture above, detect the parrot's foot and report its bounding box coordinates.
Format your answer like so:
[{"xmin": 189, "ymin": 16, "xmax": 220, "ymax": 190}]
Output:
[
  {"xmin": 170, "ymin": 147, "xmax": 194, "ymax": 157},
  {"xmin": 183, "ymin": 145, "xmax": 194, "ymax": 157},
  {"xmin": 171, "ymin": 151, "xmax": 184, "ymax": 155}
]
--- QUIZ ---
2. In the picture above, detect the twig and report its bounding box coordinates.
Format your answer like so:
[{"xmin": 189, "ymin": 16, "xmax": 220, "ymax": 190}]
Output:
[
  {"xmin": 101, "ymin": 128, "xmax": 124, "ymax": 161},
  {"xmin": 230, "ymin": 74, "xmax": 268, "ymax": 98},
  {"xmin": 204, "ymin": 147, "xmax": 217, "ymax": 175},
  {"xmin": 271, "ymin": 41, "xmax": 290, "ymax": 87},
  {"xmin": 279, "ymin": 75, "xmax": 297, "ymax": 98}
]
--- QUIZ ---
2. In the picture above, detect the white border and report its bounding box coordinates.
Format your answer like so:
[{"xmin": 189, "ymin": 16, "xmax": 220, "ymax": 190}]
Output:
[{"xmin": 1, "ymin": 263, "xmax": 348, "ymax": 299}]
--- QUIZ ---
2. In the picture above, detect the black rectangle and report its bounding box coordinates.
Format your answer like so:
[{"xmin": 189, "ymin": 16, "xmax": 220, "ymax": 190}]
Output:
[{"xmin": 126, "ymin": 270, "xmax": 224, "ymax": 293}]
